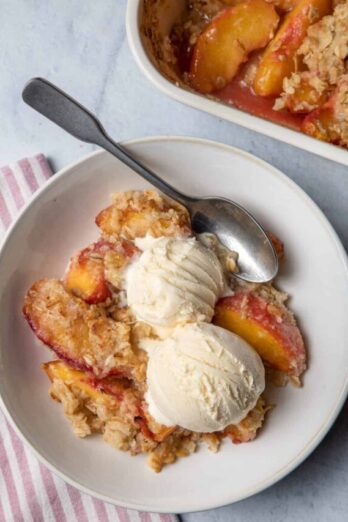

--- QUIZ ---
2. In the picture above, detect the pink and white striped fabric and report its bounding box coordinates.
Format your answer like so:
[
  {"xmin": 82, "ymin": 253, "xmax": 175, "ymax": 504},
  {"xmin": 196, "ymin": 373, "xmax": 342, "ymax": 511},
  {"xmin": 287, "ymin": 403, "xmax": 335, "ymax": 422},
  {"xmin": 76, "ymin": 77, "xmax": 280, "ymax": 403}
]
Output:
[{"xmin": 0, "ymin": 154, "xmax": 178, "ymax": 522}]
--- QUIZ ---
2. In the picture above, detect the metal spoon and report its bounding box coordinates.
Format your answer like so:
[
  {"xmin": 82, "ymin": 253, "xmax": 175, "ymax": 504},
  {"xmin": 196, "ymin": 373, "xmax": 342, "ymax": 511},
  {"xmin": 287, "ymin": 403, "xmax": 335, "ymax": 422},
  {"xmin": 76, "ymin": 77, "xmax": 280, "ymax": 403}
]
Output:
[{"xmin": 22, "ymin": 77, "xmax": 278, "ymax": 283}]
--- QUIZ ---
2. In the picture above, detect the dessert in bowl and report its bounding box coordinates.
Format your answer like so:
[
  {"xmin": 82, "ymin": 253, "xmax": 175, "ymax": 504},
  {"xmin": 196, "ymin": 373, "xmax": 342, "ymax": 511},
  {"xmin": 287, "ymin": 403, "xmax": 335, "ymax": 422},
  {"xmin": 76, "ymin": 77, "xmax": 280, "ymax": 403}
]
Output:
[
  {"xmin": 1, "ymin": 139, "xmax": 348, "ymax": 511},
  {"xmin": 23, "ymin": 188, "xmax": 305, "ymax": 472}
]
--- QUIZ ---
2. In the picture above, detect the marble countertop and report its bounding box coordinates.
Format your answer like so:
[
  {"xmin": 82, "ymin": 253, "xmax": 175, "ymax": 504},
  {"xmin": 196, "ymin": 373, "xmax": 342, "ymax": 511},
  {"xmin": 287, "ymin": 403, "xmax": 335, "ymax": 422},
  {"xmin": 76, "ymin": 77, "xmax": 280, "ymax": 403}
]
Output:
[{"xmin": 1, "ymin": 1, "xmax": 347, "ymax": 520}]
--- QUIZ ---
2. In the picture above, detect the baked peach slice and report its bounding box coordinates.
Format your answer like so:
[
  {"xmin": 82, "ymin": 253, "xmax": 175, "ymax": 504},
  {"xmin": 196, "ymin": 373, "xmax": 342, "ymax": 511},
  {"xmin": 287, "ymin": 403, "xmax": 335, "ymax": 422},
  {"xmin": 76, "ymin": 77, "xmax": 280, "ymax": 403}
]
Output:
[
  {"xmin": 44, "ymin": 360, "xmax": 175, "ymax": 443},
  {"xmin": 64, "ymin": 240, "xmax": 113, "ymax": 304},
  {"xmin": 64, "ymin": 238, "xmax": 138, "ymax": 304},
  {"xmin": 23, "ymin": 279, "xmax": 144, "ymax": 379},
  {"xmin": 44, "ymin": 360, "xmax": 107, "ymax": 400},
  {"xmin": 253, "ymin": 0, "xmax": 331, "ymax": 96},
  {"xmin": 96, "ymin": 190, "xmax": 191, "ymax": 240},
  {"xmin": 190, "ymin": 0, "xmax": 279, "ymax": 93},
  {"xmin": 214, "ymin": 286, "xmax": 306, "ymax": 378},
  {"xmin": 44, "ymin": 360, "xmax": 137, "ymax": 401},
  {"xmin": 44, "ymin": 361, "xmax": 143, "ymax": 427}
]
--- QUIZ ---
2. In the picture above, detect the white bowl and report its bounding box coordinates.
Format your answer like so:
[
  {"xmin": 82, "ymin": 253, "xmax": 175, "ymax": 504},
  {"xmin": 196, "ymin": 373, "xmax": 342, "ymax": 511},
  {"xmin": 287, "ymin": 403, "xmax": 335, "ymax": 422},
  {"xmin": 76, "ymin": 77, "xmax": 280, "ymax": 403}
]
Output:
[
  {"xmin": 126, "ymin": 1, "xmax": 348, "ymax": 166},
  {"xmin": 0, "ymin": 137, "xmax": 348, "ymax": 513}
]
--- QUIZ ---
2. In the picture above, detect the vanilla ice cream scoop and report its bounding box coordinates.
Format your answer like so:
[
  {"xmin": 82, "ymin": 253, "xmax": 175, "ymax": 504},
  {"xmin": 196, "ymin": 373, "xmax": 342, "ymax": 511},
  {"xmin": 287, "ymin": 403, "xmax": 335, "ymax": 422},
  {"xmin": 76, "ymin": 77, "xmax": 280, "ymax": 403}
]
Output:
[
  {"xmin": 126, "ymin": 237, "xmax": 225, "ymax": 327},
  {"xmin": 143, "ymin": 323, "xmax": 265, "ymax": 432}
]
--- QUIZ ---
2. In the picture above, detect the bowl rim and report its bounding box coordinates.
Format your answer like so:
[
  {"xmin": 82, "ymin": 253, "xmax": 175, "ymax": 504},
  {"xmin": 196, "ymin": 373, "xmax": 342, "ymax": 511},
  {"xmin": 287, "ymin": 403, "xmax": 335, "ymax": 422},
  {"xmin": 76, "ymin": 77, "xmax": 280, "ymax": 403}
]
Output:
[
  {"xmin": 0, "ymin": 136, "xmax": 348, "ymax": 513},
  {"xmin": 126, "ymin": 0, "xmax": 348, "ymax": 167}
]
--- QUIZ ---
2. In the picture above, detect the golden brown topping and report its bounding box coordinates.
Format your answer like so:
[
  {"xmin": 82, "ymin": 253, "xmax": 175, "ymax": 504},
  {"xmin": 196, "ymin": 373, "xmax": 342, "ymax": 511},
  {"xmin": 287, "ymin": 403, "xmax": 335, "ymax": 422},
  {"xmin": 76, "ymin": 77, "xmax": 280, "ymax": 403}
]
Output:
[
  {"xmin": 23, "ymin": 279, "xmax": 142, "ymax": 380},
  {"xmin": 302, "ymin": 74, "xmax": 348, "ymax": 146},
  {"xmin": 300, "ymin": 2, "xmax": 348, "ymax": 84},
  {"xmin": 276, "ymin": 2, "xmax": 348, "ymax": 114},
  {"xmin": 96, "ymin": 190, "xmax": 191, "ymax": 240},
  {"xmin": 224, "ymin": 397, "xmax": 270, "ymax": 443}
]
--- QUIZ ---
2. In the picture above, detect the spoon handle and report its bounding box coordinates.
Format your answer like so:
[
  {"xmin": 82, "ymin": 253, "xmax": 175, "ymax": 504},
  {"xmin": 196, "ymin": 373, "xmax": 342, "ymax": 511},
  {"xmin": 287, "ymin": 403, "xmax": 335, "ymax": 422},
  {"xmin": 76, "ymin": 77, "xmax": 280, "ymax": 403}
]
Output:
[{"xmin": 22, "ymin": 78, "xmax": 192, "ymax": 206}]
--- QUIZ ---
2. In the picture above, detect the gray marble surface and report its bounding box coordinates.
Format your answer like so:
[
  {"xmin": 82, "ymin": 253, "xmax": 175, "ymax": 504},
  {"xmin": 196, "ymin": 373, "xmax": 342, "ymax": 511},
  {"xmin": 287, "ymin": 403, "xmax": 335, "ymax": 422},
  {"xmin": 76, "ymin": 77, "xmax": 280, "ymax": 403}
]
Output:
[{"xmin": 1, "ymin": 1, "xmax": 347, "ymax": 521}]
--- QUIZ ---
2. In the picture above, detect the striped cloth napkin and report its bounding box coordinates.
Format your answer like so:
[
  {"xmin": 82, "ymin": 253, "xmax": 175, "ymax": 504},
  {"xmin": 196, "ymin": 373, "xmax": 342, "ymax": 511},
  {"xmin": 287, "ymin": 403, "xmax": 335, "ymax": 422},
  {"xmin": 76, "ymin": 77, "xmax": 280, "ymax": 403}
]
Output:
[{"xmin": 0, "ymin": 155, "xmax": 177, "ymax": 522}]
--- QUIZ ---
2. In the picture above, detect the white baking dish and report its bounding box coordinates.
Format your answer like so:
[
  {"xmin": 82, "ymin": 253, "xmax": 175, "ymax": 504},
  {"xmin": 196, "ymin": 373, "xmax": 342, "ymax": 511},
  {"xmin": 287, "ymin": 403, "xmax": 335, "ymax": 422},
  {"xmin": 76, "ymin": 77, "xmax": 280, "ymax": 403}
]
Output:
[{"xmin": 126, "ymin": 0, "xmax": 348, "ymax": 166}]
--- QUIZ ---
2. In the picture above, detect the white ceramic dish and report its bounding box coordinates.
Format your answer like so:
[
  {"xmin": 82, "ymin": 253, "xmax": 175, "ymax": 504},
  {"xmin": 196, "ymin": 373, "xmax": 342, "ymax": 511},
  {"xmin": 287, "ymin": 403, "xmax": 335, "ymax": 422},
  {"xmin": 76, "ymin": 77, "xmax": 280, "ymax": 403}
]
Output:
[
  {"xmin": 126, "ymin": 1, "xmax": 348, "ymax": 167},
  {"xmin": 0, "ymin": 137, "xmax": 347, "ymax": 513}
]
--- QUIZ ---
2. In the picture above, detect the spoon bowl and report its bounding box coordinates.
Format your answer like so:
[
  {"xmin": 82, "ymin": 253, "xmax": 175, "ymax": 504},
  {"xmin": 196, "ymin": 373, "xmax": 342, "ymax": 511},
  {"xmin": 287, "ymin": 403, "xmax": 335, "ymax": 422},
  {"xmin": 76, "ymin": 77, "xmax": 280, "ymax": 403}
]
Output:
[
  {"xmin": 22, "ymin": 77, "xmax": 278, "ymax": 283},
  {"xmin": 189, "ymin": 197, "xmax": 278, "ymax": 283}
]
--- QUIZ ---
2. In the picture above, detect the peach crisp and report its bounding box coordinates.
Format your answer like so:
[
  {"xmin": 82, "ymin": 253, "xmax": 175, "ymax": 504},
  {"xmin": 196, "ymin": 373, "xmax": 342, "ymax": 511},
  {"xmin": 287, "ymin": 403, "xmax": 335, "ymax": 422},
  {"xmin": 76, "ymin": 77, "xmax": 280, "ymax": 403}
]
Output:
[
  {"xmin": 142, "ymin": 0, "xmax": 348, "ymax": 149},
  {"xmin": 23, "ymin": 190, "xmax": 306, "ymax": 471}
]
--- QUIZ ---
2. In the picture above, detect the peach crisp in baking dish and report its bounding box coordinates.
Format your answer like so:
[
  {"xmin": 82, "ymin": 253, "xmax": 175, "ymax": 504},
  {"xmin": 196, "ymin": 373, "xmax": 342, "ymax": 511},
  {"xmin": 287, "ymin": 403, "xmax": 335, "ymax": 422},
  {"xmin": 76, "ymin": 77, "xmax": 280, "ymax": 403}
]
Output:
[
  {"xmin": 23, "ymin": 190, "xmax": 306, "ymax": 472},
  {"xmin": 142, "ymin": 0, "xmax": 348, "ymax": 148}
]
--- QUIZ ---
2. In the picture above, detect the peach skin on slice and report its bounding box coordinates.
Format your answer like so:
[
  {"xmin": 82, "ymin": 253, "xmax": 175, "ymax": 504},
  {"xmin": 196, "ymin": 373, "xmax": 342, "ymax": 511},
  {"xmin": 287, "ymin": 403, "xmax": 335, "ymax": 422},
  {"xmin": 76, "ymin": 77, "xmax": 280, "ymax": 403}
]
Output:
[
  {"xmin": 190, "ymin": 0, "xmax": 279, "ymax": 94},
  {"xmin": 23, "ymin": 279, "xmax": 141, "ymax": 379},
  {"xmin": 253, "ymin": 0, "xmax": 331, "ymax": 97},
  {"xmin": 214, "ymin": 287, "xmax": 306, "ymax": 377},
  {"xmin": 64, "ymin": 238, "xmax": 138, "ymax": 304}
]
